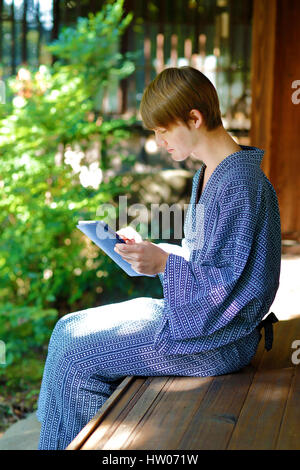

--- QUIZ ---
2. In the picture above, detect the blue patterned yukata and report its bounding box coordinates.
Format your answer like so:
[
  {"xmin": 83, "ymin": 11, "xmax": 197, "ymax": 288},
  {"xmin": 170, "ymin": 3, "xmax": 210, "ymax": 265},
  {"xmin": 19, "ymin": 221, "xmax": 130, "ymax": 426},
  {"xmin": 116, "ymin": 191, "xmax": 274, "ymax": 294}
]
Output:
[{"xmin": 37, "ymin": 145, "xmax": 281, "ymax": 449}]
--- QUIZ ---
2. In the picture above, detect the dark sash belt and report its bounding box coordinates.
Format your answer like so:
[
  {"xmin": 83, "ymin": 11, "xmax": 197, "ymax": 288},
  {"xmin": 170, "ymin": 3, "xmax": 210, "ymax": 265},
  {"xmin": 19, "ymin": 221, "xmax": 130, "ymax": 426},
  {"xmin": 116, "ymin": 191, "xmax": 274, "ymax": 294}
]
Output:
[{"xmin": 257, "ymin": 312, "xmax": 279, "ymax": 351}]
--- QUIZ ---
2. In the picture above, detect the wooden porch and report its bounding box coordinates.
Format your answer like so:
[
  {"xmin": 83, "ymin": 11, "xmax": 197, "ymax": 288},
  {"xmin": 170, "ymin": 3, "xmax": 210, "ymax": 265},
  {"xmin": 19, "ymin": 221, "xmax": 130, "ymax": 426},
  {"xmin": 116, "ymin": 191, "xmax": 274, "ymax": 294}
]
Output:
[{"xmin": 67, "ymin": 313, "xmax": 300, "ymax": 450}]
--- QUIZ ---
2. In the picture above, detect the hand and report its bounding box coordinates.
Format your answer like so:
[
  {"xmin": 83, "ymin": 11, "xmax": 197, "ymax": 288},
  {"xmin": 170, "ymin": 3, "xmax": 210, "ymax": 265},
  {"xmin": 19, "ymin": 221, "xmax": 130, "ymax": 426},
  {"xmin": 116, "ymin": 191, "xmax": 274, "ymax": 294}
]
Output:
[
  {"xmin": 116, "ymin": 226, "xmax": 143, "ymax": 243},
  {"xmin": 114, "ymin": 240, "xmax": 170, "ymax": 275}
]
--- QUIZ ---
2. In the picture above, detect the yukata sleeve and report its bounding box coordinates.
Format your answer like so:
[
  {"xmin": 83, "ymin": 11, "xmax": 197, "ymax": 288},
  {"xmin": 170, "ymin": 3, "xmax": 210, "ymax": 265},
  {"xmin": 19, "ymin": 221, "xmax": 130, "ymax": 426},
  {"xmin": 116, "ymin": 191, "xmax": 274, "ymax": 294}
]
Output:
[
  {"xmin": 156, "ymin": 240, "xmax": 190, "ymax": 284},
  {"xmin": 162, "ymin": 178, "xmax": 265, "ymax": 341},
  {"xmin": 156, "ymin": 242, "xmax": 189, "ymax": 259}
]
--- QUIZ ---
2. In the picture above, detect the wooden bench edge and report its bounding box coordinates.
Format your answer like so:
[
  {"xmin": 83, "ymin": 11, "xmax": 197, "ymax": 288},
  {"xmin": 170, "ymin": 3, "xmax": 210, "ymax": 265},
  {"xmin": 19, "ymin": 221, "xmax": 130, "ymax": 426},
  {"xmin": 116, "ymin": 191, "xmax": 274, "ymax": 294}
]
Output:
[{"xmin": 66, "ymin": 376, "xmax": 135, "ymax": 450}]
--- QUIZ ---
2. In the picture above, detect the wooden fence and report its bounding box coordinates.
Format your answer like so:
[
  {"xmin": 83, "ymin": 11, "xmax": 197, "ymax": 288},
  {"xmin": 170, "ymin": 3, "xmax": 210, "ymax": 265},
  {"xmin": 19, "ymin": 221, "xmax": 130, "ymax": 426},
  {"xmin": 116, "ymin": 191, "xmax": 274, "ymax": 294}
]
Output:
[{"xmin": 0, "ymin": 0, "xmax": 253, "ymax": 133}]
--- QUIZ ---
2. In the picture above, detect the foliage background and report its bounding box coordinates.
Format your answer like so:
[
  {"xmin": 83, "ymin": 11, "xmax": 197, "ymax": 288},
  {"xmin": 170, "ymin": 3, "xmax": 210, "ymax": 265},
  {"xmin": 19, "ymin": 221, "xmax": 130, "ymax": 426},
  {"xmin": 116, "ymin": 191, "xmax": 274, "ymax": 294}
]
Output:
[{"xmin": 0, "ymin": 0, "xmax": 163, "ymax": 430}]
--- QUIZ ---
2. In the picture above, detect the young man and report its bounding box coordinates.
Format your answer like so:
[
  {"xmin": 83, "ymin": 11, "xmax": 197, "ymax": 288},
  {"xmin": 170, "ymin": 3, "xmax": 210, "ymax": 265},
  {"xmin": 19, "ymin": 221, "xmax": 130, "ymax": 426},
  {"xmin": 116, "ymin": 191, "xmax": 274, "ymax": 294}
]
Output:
[{"xmin": 37, "ymin": 67, "xmax": 281, "ymax": 450}]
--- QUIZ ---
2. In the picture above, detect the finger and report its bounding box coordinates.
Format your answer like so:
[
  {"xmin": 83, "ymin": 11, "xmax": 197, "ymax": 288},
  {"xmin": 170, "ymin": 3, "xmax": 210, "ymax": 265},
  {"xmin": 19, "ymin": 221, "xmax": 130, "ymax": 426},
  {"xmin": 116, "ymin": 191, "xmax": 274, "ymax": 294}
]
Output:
[
  {"xmin": 114, "ymin": 245, "xmax": 138, "ymax": 259},
  {"xmin": 123, "ymin": 238, "xmax": 135, "ymax": 244},
  {"xmin": 116, "ymin": 227, "xmax": 142, "ymax": 242},
  {"xmin": 115, "ymin": 243, "xmax": 140, "ymax": 252},
  {"xmin": 123, "ymin": 257, "xmax": 139, "ymax": 263}
]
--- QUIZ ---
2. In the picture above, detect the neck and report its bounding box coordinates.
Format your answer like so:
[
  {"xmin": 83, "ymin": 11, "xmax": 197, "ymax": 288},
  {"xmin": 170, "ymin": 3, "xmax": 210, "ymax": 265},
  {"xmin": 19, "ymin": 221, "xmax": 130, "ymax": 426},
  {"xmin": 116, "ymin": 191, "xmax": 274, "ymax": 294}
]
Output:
[{"xmin": 191, "ymin": 125, "xmax": 242, "ymax": 175}]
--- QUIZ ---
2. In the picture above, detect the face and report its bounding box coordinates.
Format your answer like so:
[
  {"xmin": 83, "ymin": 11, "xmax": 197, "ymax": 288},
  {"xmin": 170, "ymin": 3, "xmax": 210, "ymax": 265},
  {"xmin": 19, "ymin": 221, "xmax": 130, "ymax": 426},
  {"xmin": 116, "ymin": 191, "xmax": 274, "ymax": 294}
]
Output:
[{"xmin": 154, "ymin": 121, "xmax": 196, "ymax": 162}]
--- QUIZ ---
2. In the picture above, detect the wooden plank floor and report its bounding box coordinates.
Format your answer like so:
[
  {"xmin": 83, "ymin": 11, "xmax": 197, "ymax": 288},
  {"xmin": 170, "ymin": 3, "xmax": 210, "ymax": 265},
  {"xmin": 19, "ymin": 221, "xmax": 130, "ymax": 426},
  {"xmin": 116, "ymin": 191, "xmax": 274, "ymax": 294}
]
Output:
[{"xmin": 67, "ymin": 316, "xmax": 300, "ymax": 450}]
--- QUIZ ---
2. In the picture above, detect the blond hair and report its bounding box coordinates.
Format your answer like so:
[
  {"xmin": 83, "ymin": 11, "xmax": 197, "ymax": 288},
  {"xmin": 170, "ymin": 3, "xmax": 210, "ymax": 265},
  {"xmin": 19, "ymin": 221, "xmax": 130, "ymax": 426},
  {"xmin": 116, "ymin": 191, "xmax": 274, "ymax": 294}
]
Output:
[{"xmin": 140, "ymin": 66, "xmax": 222, "ymax": 131}]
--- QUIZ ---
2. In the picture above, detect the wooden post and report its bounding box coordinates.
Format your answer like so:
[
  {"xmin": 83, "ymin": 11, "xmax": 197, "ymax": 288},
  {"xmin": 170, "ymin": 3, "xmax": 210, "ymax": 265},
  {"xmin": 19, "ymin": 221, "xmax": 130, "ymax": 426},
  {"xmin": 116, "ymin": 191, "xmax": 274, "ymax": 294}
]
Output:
[
  {"xmin": 36, "ymin": 1, "xmax": 42, "ymax": 66},
  {"xmin": 143, "ymin": 1, "xmax": 151, "ymax": 87},
  {"xmin": 22, "ymin": 0, "xmax": 28, "ymax": 64},
  {"xmin": 0, "ymin": 0, "xmax": 3, "ymax": 66},
  {"xmin": 250, "ymin": 0, "xmax": 277, "ymax": 177},
  {"xmin": 11, "ymin": 0, "xmax": 16, "ymax": 75},
  {"xmin": 51, "ymin": 0, "xmax": 60, "ymax": 41},
  {"xmin": 120, "ymin": 0, "xmax": 133, "ymax": 114},
  {"xmin": 250, "ymin": 0, "xmax": 300, "ymax": 241}
]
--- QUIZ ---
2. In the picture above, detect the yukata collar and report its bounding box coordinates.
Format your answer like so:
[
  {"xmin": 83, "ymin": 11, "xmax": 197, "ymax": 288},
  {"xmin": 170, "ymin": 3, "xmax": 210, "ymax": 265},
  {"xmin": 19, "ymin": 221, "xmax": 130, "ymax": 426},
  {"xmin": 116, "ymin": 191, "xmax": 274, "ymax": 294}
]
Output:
[{"xmin": 194, "ymin": 145, "xmax": 265, "ymax": 203}]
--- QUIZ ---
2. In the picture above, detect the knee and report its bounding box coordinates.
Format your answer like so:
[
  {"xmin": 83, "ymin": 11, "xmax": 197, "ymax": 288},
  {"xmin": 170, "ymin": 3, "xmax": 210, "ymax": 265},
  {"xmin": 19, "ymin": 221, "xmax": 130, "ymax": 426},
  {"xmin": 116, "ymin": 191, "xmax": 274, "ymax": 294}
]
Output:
[
  {"xmin": 47, "ymin": 313, "xmax": 78, "ymax": 365},
  {"xmin": 52, "ymin": 309, "xmax": 80, "ymax": 341},
  {"xmin": 49, "ymin": 315, "xmax": 68, "ymax": 346}
]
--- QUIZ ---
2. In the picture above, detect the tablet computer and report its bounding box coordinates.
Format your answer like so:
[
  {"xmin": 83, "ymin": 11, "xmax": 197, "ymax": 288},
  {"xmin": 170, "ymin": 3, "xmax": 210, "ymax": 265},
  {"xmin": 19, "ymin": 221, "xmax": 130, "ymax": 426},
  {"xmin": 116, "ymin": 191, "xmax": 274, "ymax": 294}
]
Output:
[{"xmin": 76, "ymin": 220, "xmax": 156, "ymax": 277}]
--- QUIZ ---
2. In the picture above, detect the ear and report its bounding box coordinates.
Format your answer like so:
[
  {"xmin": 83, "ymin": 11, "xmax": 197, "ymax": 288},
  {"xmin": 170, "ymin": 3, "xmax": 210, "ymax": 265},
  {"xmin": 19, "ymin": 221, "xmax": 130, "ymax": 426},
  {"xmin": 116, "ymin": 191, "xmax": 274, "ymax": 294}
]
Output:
[{"xmin": 189, "ymin": 109, "xmax": 203, "ymax": 129}]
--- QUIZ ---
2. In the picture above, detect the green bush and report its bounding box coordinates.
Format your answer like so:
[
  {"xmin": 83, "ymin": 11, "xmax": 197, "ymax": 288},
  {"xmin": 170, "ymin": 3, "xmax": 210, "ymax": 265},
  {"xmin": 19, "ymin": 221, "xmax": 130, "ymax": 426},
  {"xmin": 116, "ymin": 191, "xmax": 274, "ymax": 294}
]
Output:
[{"xmin": 0, "ymin": 0, "xmax": 162, "ymax": 408}]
